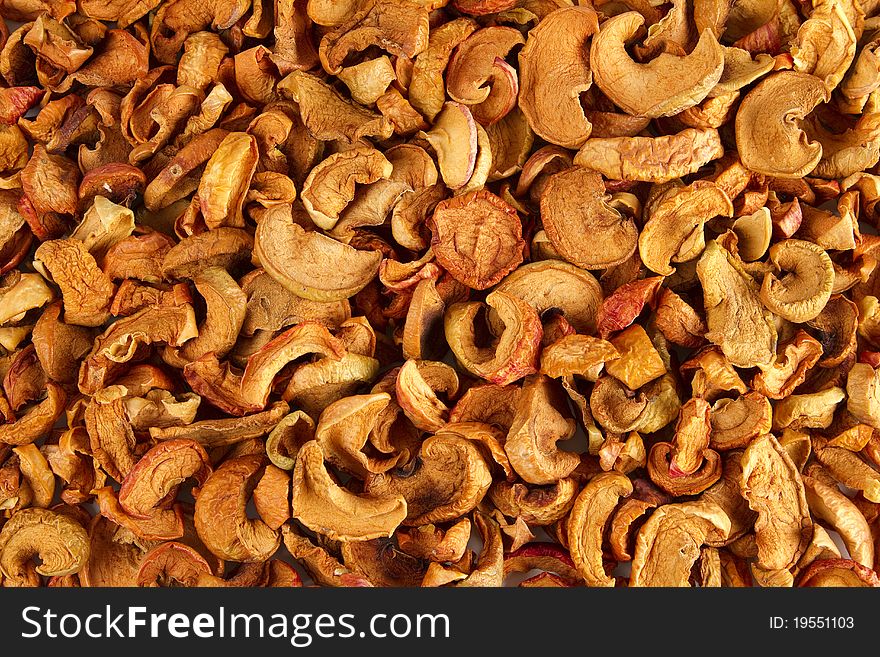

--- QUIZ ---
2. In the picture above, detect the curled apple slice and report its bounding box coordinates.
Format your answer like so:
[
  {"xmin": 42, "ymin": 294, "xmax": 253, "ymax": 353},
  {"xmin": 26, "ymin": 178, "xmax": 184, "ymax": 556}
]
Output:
[
  {"xmin": 446, "ymin": 26, "xmax": 524, "ymax": 126},
  {"xmin": 421, "ymin": 102, "xmax": 478, "ymax": 190},
  {"xmin": 254, "ymin": 205, "xmax": 381, "ymax": 302},
  {"xmin": 301, "ymin": 147, "xmax": 392, "ymax": 231}
]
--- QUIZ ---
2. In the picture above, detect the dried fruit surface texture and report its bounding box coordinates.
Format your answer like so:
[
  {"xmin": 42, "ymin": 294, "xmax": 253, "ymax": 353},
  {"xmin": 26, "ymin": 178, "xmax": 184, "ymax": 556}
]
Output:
[{"xmin": 2, "ymin": 0, "xmax": 880, "ymax": 589}]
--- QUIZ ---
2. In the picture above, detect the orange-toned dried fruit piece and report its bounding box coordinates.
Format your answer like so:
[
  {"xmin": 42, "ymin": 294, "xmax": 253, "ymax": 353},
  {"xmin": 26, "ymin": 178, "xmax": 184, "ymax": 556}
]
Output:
[
  {"xmin": 596, "ymin": 276, "xmax": 664, "ymax": 339},
  {"xmin": 541, "ymin": 334, "xmax": 619, "ymax": 380},
  {"xmin": 574, "ymin": 128, "xmax": 724, "ymax": 183},
  {"xmin": 446, "ymin": 26, "xmax": 523, "ymax": 126},
  {"xmin": 0, "ymin": 86, "xmax": 43, "ymax": 125},
  {"xmin": 798, "ymin": 558, "xmax": 880, "ymax": 587},
  {"xmin": 605, "ymin": 325, "xmax": 667, "ymax": 390},
  {"xmin": 118, "ymin": 439, "xmax": 211, "ymax": 519},
  {"xmin": 654, "ymin": 288, "xmax": 707, "ymax": 348},
  {"xmin": 34, "ymin": 238, "xmax": 115, "ymax": 327},
  {"xmin": 445, "ymin": 291, "xmax": 542, "ymax": 385},
  {"xmin": 541, "ymin": 167, "xmax": 637, "ymax": 270},
  {"xmin": 79, "ymin": 164, "xmax": 146, "ymax": 210},
  {"xmin": 0, "ymin": 507, "xmax": 89, "ymax": 584},
  {"xmin": 137, "ymin": 542, "xmax": 213, "ymax": 587},
  {"xmin": 0, "ymin": 125, "xmax": 29, "ymax": 173},
  {"xmin": 409, "ymin": 18, "xmax": 477, "ymax": 121},
  {"xmin": 194, "ymin": 455, "xmax": 280, "ymax": 562},
  {"xmin": 709, "ymin": 392, "xmax": 772, "ymax": 450},
  {"xmin": 697, "ymin": 238, "xmax": 777, "ymax": 369},
  {"xmin": 279, "ymin": 69, "xmax": 393, "ymax": 144},
  {"xmin": 639, "ymin": 181, "xmax": 733, "ymax": 276},
  {"xmin": 669, "ymin": 398, "xmax": 712, "ymax": 477},
  {"xmin": 590, "ymin": 12, "xmax": 724, "ymax": 118},
  {"xmin": 318, "ymin": 0, "xmax": 429, "ymax": 75},
  {"xmin": 518, "ymin": 6, "xmax": 598, "ymax": 148},
  {"xmin": 78, "ymin": 304, "xmax": 198, "ymax": 394},
  {"xmin": 21, "ymin": 145, "xmax": 79, "ymax": 218},
  {"xmin": 366, "ymin": 435, "xmax": 491, "ymax": 527},
  {"xmin": 197, "ymin": 132, "xmax": 259, "ymax": 229},
  {"xmin": 735, "ymin": 71, "xmax": 828, "ymax": 178},
  {"xmin": 494, "ymin": 261, "xmax": 603, "ymax": 336},
  {"xmin": 741, "ymin": 433, "xmax": 813, "ymax": 571},
  {"xmin": 629, "ymin": 500, "xmax": 730, "ymax": 587},
  {"xmin": 253, "ymin": 464, "xmax": 291, "ymax": 531},
  {"xmin": 453, "ymin": 0, "xmax": 516, "ymax": 15},
  {"xmin": 429, "ymin": 189, "xmax": 524, "ymax": 290},
  {"xmin": 568, "ymin": 471, "xmax": 632, "ymax": 586},
  {"xmin": 752, "ymin": 330, "xmax": 823, "ymax": 399},
  {"xmin": 421, "ymin": 101, "xmax": 479, "ymax": 190},
  {"xmin": 647, "ymin": 441, "xmax": 721, "ymax": 497},
  {"xmin": 505, "ymin": 374, "xmax": 579, "ymax": 485},
  {"xmin": 255, "ymin": 205, "xmax": 382, "ymax": 303},
  {"xmin": 301, "ymin": 147, "xmax": 392, "ymax": 231},
  {"xmin": 293, "ymin": 440, "xmax": 408, "ymax": 540}
]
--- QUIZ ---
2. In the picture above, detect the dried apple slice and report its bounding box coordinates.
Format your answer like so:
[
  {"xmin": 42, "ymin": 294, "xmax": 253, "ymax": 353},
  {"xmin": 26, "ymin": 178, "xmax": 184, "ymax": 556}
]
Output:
[
  {"xmin": 445, "ymin": 290, "xmax": 542, "ymax": 385},
  {"xmin": 567, "ymin": 472, "xmax": 632, "ymax": 587},
  {"xmin": 278, "ymin": 70, "xmax": 392, "ymax": 144},
  {"xmin": 591, "ymin": 12, "xmax": 724, "ymax": 118},
  {"xmin": 409, "ymin": 18, "xmax": 478, "ymax": 121},
  {"xmin": 365, "ymin": 434, "xmax": 492, "ymax": 526},
  {"xmin": 254, "ymin": 205, "xmax": 381, "ymax": 302},
  {"xmin": 574, "ymin": 128, "xmax": 724, "ymax": 183},
  {"xmin": 446, "ymin": 26, "xmax": 524, "ymax": 126},
  {"xmin": 301, "ymin": 147, "xmax": 392, "ymax": 231},
  {"xmin": 292, "ymin": 440, "xmax": 407, "ymax": 541},
  {"xmin": 505, "ymin": 374, "xmax": 579, "ymax": 485},
  {"xmin": 428, "ymin": 188, "xmax": 524, "ymax": 290},
  {"xmin": 162, "ymin": 228, "xmax": 254, "ymax": 280},
  {"xmin": 336, "ymin": 56, "xmax": 396, "ymax": 106},
  {"xmin": 194, "ymin": 455, "xmax": 280, "ymax": 562},
  {"xmin": 518, "ymin": 6, "xmax": 599, "ymax": 148},
  {"xmin": 486, "ymin": 107, "xmax": 533, "ymax": 182},
  {"xmin": 630, "ymin": 500, "xmax": 730, "ymax": 587},
  {"xmin": 197, "ymin": 131, "xmax": 258, "ymax": 230},
  {"xmin": 493, "ymin": 260, "xmax": 602, "ymax": 335},
  {"xmin": 803, "ymin": 475, "xmax": 873, "ymax": 569},
  {"xmin": 317, "ymin": 0, "xmax": 429, "ymax": 75},
  {"xmin": 0, "ymin": 508, "xmax": 89, "ymax": 584},
  {"xmin": 798, "ymin": 558, "xmax": 880, "ymax": 587},
  {"xmin": 421, "ymin": 101, "xmax": 478, "ymax": 190},
  {"xmin": 791, "ymin": 0, "xmax": 857, "ymax": 93},
  {"xmin": 540, "ymin": 167, "xmax": 637, "ymax": 270},
  {"xmin": 741, "ymin": 433, "xmax": 813, "ymax": 571},
  {"xmin": 697, "ymin": 237, "xmax": 777, "ymax": 369},
  {"xmin": 34, "ymin": 238, "xmax": 115, "ymax": 328},
  {"xmin": 735, "ymin": 71, "xmax": 828, "ymax": 178},
  {"xmin": 760, "ymin": 239, "xmax": 834, "ymax": 323},
  {"xmin": 639, "ymin": 181, "xmax": 733, "ymax": 276}
]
